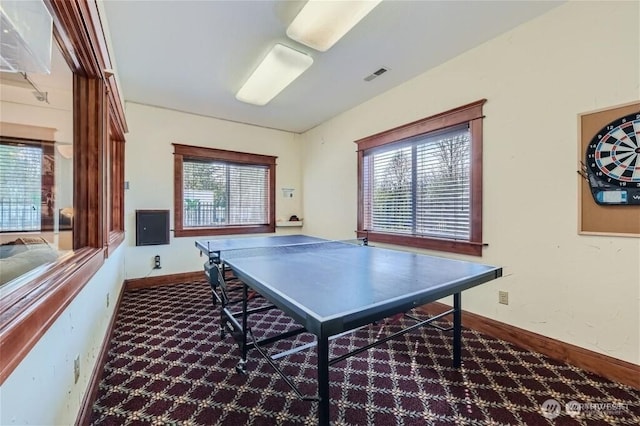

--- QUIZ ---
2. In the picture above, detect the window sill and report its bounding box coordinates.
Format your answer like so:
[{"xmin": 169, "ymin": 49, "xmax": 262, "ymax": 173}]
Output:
[
  {"xmin": 356, "ymin": 230, "xmax": 483, "ymax": 256},
  {"xmin": 107, "ymin": 230, "xmax": 125, "ymax": 257},
  {"xmin": 174, "ymin": 224, "xmax": 275, "ymax": 238},
  {"xmin": 0, "ymin": 247, "xmax": 105, "ymax": 384},
  {"xmin": 276, "ymin": 220, "xmax": 303, "ymax": 228}
]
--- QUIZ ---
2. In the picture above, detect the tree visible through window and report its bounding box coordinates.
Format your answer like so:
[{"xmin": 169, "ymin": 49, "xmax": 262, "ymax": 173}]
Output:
[
  {"xmin": 183, "ymin": 161, "xmax": 268, "ymax": 227},
  {"xmin": 366, "ymin": 126, "xmax": 471, "ymax": 239},
  {"xmin": 173, "ymin": 144, "xmax": 276, "ymax": 237},
  {"xmin": 356, "ymin": 100, "xmax": 485, "ymax": 256}
]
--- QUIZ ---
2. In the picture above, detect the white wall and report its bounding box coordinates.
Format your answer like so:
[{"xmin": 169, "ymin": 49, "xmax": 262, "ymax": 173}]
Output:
[
  {"xmin": 123, "ymin": 103, "xmax": 303, "ymax": 279},
  {"xmin": 300, "ymin": 1, "xmax": 639, "ymax": 364},
  {"xmin": 0, "ymin": 246, "xmax": 125, "ymax": 425}
]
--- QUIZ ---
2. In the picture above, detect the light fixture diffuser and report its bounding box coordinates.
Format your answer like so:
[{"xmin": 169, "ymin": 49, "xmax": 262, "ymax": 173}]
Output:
[
  {"xmin": 236, "ymin": 44, "xmax": 313, "ymax": 106},
  {"xmin": 286, "ymin": 0, "xmax": 382, "ymax": 52}
]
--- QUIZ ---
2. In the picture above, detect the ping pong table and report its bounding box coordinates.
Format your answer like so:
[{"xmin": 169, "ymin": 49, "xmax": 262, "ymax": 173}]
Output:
[{"xmin": 196, "ymin": 235, "xmax": 502, "ymax": 425}]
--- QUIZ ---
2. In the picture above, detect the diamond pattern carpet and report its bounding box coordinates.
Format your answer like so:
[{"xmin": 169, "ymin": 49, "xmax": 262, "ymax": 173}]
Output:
[{"xmin": 89, "ymin": 278, "xmax": 640, "ymax": 425}]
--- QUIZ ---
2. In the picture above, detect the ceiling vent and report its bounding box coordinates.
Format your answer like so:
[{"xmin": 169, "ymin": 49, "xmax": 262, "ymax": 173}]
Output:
[
  {"xmin": 364, "ymin": 67, "xmax": 388, "ymax": 82},
  {"xmin": 0, "ymin": 0, "xmax": 53, "ymax": 74}
]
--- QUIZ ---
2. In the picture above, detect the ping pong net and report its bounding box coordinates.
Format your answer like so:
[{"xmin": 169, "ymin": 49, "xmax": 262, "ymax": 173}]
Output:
[
  {"xmin": 201, "ymin": 237, "xmax": 367, "ymax": 326},
  {"xmin": 215, "ymin": 239, "xmax": 366, "ymax": 260}
]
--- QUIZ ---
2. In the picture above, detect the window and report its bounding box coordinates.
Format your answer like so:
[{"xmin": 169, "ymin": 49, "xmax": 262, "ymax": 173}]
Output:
[
  {"xmin": 0, "ymin": 139, "xmax": 48, "ymax": 232},
  {"xmin": 173, "ymin": 144, "xmax": 276, "ymax": 237},
  {"xmin": 0, "ymin": 0, "xmax": 128, "ymax": 385},
  {"xmin": 356, "ymin": 100, "xmax": 486, "ymax": 256}
]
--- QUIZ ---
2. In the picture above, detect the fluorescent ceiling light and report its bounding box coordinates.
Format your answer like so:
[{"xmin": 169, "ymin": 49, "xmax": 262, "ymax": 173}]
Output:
[
  {"xmin": 286, "ymin": 0, "xmax": 382, "ymax": 52},
  {"xmin": 236, "ymin": 44, "xmax": 313, "ymax": 106}
]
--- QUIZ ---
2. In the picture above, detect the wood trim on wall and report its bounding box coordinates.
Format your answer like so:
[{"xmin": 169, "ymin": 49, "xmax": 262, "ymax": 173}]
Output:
[
  {"xmin": 106, "ymin": 231, "xmax": 125, "ymax": 257},
  {"xmin": 48, "ymin": 0, "xmax": 127, "ymax": 137},
  {"xmin": 172, "ymin": 144, "xmax": 277, "ymax": 238},
  {"xmin": 172, "ymin": 143, "xmax": 278, "ymax": 166},
  {"xmin": 125, "ymin": 271, "xmax": 207, "ymax": 291},
  {"xmin": 0, "ymin": 248, "xmax": 105, "ymax": 384},
  {"xmin": 355, "ymin": 99, "xmax": 487, "ymax": 151},
  {"xmin": 355, "ymin": 100, "xmax": 486, "ymax": 256},
  {"xmin": 173, "ymin": 152, "xmax": 184, "ymax": 233},
  {"xmin": 469, "ymin": 117, "xmax": 483, "ymax": 246},
  {"xmin": 47, "ymin": 0, "xmax": 95, "ymax": 74},
  {"xmin": 110, "ymin": 139, "xmax": 125, "ymax": 233},
  {"xmin": 0, "ymin": 0, "xmax": 128, "ymax": 385},
  {"xmin": 174, "ymin": 225, "xmax": 276, "ymax": 238},
  {"xmin": 77, "ymin": 0, "xmax": 128, "ymax": 137},
  {"xmin": 73, "ymin": 74, "xmax": 105, "ymax": 249},
  {"xmin": 356, "ymin": 230, "xmax": 484, "ymax": 256},
  {"xmin": 419, "ymin": 302, "xmax": 640, "ymax": 390}
]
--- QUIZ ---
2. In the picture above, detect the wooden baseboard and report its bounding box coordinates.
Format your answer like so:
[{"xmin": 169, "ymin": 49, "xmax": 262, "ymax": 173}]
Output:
[
  {"xmin": 76, "ymin": 283, "xmax": 126, "ymax": 426},
  {"xmin": 419, "ymin": 302, "xmax": 640, "ymax": 390},
  {"xmin": 125, "ymin": 271, "xmax": 206, "ymax": 291}
]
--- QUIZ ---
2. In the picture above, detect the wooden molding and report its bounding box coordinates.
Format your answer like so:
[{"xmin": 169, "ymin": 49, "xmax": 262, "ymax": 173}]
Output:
[
  {"xmin": 354, "ymin": 99, "xmax": 486, "ymax": 151},
  {"xmin": 106, "ymin": 231, "xmax": 125, "ymax": 257},
  {"xmin": 75, "ymin": 281, "xmax": 126, "ymax": 426},
  {"xmin": 356, "ymin": 231, "xmax": 483, "ymax": 256},
  {"xmin": 109, "ymin": 138, "xmax": 125, "ymax": 235},
  {"xmin": 73, "ymin": 74, "xmax": 105, "ymax": 249},
  {"xmin": 48, "ymin": 0, "xmax": 127, "ymax": 137},
  {"xmin": 174, "ymin": 225, "xmax": 276, "ymax": 238},
  {"xmin": 172, "ymin": 143, "xmax": 277, "ymax": 165},
  {"xmin": 172, "ymin": 144, "xmax": 277, "ymax": 237},
  {"xmin": 0, "ymin": 248, "xmax": 105, "ymax": 384},
  {"xmin": 419, "ymin": 302, "xmax": 640, "ymax": 390},
  {"xmin": 0, "ymin": 0, "xmax": 127, "ymax": 385},
  {"xmin": 125, "ymin": 271, "xmax": 207, "ymax": 291},
  {"xmin": 355, "ymin": 100, "xmax": 486, "ymax": 257}
]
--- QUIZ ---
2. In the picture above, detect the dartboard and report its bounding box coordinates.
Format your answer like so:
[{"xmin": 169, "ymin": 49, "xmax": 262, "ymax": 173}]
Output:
[{"xmin": 585, "ymin": 112, "xmax": 640, "ymax": 205}]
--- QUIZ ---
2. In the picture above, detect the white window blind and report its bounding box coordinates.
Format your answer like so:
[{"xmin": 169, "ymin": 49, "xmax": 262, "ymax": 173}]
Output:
[
  {"xmin": 0, "ymin": 143, "xmax": 42, "ymax": 232},
  {"xmin": 183, "ymin": 160, "xmax": 269, "ymax": 227},
  {"xmin": 363, "ymin": 125, "xmax": 471, "ymax": 240}
]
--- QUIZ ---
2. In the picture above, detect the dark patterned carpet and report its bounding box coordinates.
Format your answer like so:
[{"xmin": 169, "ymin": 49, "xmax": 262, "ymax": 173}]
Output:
[{"xmin": 89, "ymin": 278, "xmax": 640, "ymax": 425}]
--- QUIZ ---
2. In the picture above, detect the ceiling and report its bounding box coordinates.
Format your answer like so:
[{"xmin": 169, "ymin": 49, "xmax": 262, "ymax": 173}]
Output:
[{"xmin": 101, "ymin": 0, "xmax": 563, "ymax": 134}]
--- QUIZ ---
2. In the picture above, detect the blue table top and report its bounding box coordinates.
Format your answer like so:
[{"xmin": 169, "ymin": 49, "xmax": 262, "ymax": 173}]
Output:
[{"xmin": 217, "ymin": 240, "xmax": 502, "ymax": 336}]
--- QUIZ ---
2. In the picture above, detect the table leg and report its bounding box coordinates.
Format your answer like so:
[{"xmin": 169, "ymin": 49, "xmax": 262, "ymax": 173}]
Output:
[
  {"xmin": 236, "ymin": 282, "xmax": 249, "ymax": 374},
  {"xmin": 453, "ymin": 292, "xmax": 461, "ymax": 368},
  {"xmin": 317, "ymin": 335, "xmax": 330, "ymax": 425}
]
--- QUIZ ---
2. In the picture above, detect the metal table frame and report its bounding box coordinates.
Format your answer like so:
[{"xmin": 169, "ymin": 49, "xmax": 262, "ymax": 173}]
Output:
[{"xmin": 197, "ymin": 237, "xmax": 502, "ymax": 425}]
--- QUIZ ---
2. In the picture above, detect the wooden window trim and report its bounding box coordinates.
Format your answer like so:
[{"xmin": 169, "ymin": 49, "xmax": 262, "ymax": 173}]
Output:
[
  {"xmin": 107, "ymin": 126, "xmax": 125, "ymax": 256},
  {"xmin": 0, "ymin": 248, "xmax": 104, "ymax": 383},
  {"xmin": 355, "ymin": 100, "xmax": 486, "ymax": 256},
  {"xmin": 173, "ymin": 143, "xmax": 277, "ymax": 237},
  {"xmin": 0, "ymin": 0, "xmax": 127, "ymax": 384}
]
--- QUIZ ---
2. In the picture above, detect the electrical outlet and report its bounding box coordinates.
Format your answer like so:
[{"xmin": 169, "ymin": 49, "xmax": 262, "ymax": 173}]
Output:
[
  {"xmin": 498, "ymin": 291, "xmax": 509, "ymax": 305},
  {"xmin": 73, "ymin": 356, "xmax": 80, "ymax": 384},
  {"xmin": 154, "ymin": 255, "xmax": 161, "ymax": 269}
]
